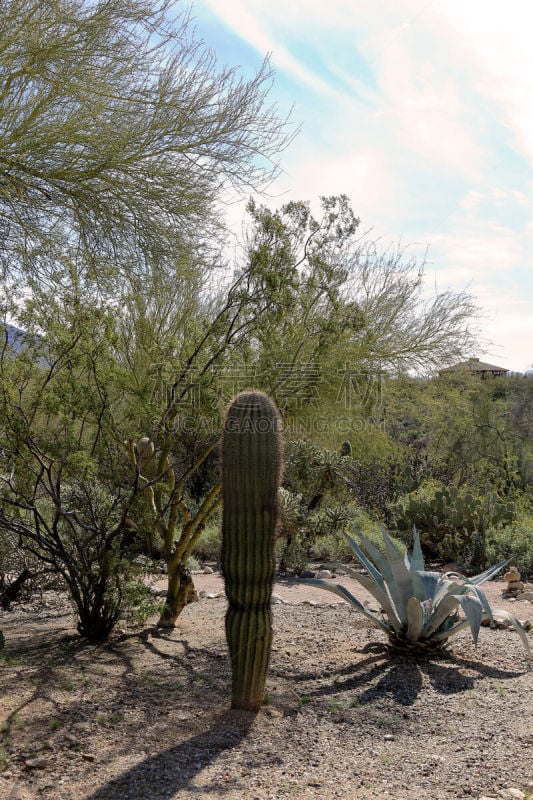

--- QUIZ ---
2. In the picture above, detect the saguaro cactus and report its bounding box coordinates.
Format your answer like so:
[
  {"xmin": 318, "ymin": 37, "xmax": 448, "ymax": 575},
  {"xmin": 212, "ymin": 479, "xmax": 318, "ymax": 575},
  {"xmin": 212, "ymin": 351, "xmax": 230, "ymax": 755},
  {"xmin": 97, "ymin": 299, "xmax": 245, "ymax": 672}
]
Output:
[{"xmin": 221, "ymin": 390, "xmax": 284, "ymax": 711}]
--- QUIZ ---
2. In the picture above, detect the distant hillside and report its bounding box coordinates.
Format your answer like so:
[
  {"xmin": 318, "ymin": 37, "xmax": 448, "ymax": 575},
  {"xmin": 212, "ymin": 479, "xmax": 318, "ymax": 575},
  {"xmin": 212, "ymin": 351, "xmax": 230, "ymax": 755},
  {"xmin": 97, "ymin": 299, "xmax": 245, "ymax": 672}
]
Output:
[
  {"xmin": 3, "ymin": 323, "xmax": 27, "ymax": 352},
  {"xmin": 3, "ymin": 323, "xmax": 42, "ymax": 355}
]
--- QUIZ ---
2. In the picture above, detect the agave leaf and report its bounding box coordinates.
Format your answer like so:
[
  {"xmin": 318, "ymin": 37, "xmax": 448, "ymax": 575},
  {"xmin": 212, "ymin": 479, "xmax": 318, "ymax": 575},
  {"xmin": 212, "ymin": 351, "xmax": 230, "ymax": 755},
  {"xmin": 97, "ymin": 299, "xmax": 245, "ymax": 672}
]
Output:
[
  {"xmin": 406, "ymin": 596, "xmax": 424, "ymax": 641},
  {"xmin": 424, "ymin": 594, "xmax": 460, "ymax": 636},
  {"xmin": 383, "ymin": 532, "xmax": 414, "ymax": 623},
  {"xmin": 466, "ymin": 585, "xmax": 494, "ymax": 625},
  {"xmin": 298, "ymin": 578, "xmax": 393, "ymax": 635},
  {"xmin": 409, "ymin": 527, "xmax": 425, "ymax": 575},
  {"xmin": 467, "ymin": 559, "xmax": 509, "ymax": 586},
  {"xmin": 349, "ymin": 530, "xmax": 408, "ymax": 622},
  {"xmin": 430, "ymin": 617, "xmax": 471, "ymax": 643},
  {"xmin": 433, "ymin": 577, "xmax": 468, "ymax": 606},
  {"xmin": 416, "ymin": 571, "xmax": 441, "ymax": 601},
  {"xmin": 455, "ymin": 594, "xmax": 484, "ymax": 647},
  {"xmin": 317, "ymin": 561, "xmax": 403, "ymax": 631},
  {"xmin": 490, "ymin": 610, "xmax": 531, "ymax": 655},
  {"xmin": 343, "ymin": 532, "xmax": 384, "ymax": 587},
  {"xmin": 343, "ymin": 570, "xmax": 404, "ymax": 633},
  {"xmin": 383, "ymin": 529, "xmax": 407, "ymax": 562},
  {"xmin": 350, "ymin": 530, "xmax": 391, "ymax": 575}
]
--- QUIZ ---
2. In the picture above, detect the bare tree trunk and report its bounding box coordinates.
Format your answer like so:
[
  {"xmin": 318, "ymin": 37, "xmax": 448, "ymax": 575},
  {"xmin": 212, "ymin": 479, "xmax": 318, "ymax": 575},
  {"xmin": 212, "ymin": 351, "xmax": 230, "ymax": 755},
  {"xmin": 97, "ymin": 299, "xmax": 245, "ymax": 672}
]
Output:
[{"xmin": 157, "ymin": 563, "xmax": 198, "ymax": 627}]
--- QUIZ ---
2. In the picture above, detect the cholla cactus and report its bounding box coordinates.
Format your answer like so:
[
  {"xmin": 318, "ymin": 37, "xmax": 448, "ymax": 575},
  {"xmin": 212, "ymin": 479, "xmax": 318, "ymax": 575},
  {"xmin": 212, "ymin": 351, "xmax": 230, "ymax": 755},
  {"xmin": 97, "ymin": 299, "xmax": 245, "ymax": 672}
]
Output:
[{"xmin": 221, "ymin": 391, "xmax": 284, "ymax": 711}]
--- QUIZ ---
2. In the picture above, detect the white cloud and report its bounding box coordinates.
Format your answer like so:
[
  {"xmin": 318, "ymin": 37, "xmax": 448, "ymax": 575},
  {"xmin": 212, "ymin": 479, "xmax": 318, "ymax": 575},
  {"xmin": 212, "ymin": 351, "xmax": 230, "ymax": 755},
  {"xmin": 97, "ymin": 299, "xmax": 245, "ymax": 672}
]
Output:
[
  {"xmin": 435, "ymin": 0, "xmax": 533, "ymax": 166},
  {"xmin": 274, "ymin": 147, "xmax": 400, "ymax": 228},
  {"xmin": 370, "ymin": 34, "xmax": 483, "ymax": 179},
  {"xmin": 424, "ymin": 224, "xmax": 532, "ymax": 371}
]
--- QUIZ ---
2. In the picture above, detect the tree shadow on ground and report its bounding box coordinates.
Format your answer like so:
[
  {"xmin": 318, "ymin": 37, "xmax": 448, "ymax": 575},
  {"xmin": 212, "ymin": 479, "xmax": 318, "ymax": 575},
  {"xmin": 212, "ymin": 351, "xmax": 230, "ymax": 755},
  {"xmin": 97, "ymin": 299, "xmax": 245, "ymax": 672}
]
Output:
[{"xmin": 83, "ymin": 709, "xmax": 255, "ymax": 800}]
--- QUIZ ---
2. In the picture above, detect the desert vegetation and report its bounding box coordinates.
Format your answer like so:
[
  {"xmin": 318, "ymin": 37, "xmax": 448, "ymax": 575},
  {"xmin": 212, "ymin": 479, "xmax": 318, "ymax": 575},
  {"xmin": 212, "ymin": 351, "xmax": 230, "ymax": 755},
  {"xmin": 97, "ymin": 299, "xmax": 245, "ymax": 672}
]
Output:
[{"xmin": 0, "ymin": 3, "xmax": 531, "ymax": 798}]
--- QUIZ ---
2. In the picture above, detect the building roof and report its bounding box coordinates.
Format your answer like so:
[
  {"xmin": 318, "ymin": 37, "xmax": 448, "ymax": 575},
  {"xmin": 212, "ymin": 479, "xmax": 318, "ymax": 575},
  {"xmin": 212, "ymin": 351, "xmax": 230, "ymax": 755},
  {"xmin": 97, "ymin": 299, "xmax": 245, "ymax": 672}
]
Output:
[{"xmin": 440, "ymin": 357, "xmax": 508, "ymax": 374}]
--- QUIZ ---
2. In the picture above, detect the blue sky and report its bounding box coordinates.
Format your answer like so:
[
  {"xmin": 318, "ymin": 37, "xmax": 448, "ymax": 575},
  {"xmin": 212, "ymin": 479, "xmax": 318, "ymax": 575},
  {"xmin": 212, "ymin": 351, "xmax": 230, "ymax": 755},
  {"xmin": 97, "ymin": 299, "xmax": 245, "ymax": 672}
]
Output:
[{"xmin": 190, "ymin": 0, "xmax": 533, "ymax": 372}]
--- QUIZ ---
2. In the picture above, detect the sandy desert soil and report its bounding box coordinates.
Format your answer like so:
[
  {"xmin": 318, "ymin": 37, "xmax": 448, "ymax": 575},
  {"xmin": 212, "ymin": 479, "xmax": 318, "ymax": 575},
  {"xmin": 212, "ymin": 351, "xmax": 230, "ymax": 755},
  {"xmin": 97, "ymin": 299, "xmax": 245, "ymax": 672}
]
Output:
[{"xmin": 0, "ymin": 572, "xmax": 532, "ymax": 800}]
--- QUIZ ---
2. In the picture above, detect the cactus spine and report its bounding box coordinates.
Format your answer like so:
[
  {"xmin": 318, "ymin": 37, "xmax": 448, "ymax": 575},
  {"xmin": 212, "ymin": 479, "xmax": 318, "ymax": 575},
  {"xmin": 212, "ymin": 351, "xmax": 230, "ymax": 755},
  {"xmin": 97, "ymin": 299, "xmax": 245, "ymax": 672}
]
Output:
[{"xmin": 221, "ymin": 391, "xmax": 283, "ymax": 711}]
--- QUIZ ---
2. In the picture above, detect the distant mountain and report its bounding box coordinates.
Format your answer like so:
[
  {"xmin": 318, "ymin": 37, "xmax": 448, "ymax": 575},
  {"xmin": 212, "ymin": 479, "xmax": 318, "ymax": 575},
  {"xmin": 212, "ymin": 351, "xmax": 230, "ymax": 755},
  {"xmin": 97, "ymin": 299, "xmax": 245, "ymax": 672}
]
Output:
[
  {"xmin": 3, "ymin": 323, "xmax": 42, "ymax": 355},
  {"xmin": 3, "ymin": 323, "xmax": 27, "ymax": 352}
]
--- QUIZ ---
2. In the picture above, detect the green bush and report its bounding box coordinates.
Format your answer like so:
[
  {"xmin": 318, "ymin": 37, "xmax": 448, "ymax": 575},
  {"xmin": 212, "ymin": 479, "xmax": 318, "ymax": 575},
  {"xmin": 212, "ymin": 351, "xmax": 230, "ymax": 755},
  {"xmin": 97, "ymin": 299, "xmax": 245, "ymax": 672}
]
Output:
[
  {"xmin": 485, "ymin": 519, "xmax": 533, "ymax": 579},
  {"xmin": 286, "ymin": 508, "xmax": 405, "ymax": 569},
  {"xmin": 193, "ymin": 519, "xmax": 222, "ymax": 562},
  {"xmin": 192, "ymin": 503, "xmax": 406, "ymax": 574}
]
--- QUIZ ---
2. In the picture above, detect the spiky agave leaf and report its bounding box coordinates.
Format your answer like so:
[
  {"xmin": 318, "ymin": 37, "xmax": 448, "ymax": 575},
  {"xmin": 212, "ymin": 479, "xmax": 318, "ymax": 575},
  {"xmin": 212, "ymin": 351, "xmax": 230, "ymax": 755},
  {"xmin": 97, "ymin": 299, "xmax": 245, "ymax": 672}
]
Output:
[
  {"xmin": 299, "ymin": 578, "xmax": 393, "ymax": 635},
  {"xmin": 405, "ymin": 597, "xmax": 428, "ymax": 642},
  {"xmin": 454, "ymin": 594, "xmax": 484, "ymax": 646},
  {"xmin": 346, "ymin": 530, "xmax": 407, "ymax": 624},
  {"xmin": 467, "ymin": 560, "xmax": 510, "ymax": 586},
  {"xmin": 321, "ymin": 562, "xmax": 403, "ymax": 633},
  {"xmin": 382, "ymin": 532, "xmax": 413, "ymax": 620},
  {"xmin": 406, "ymin": 528, "xmax": 426, "ymax": 599}
]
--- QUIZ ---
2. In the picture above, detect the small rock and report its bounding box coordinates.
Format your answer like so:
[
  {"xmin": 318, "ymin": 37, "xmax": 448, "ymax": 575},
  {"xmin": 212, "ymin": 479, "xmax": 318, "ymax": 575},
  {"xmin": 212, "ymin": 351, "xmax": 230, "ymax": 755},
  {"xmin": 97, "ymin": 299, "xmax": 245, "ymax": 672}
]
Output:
[
  {"xmin": 299, "ymin": 570, "xmax": 316, "ymax": 579},
  {"xmin": 499, "ymin": 790, "xmax": 526, "ymax": 800},
  {"xmin": 520, "ymin": 591, "xmax": 533, "ymax": 602},
  {"xmin": 25, "ymin": 757, "xmax": 48, "ymax": 769},
  {"xmin": 81, "ymin": 753, "xmax": 96, "ymax": 762},
  {"xmin": 148, "ymin": 586, "xmax": 162, "ymax": 596},
  {"xmin": 203, "ymin": 566, "xmax": 214, "ymax": 574},
  {"xmin": 383, "ymin": 734, "xmax": 394, "ymax": 741},
  {"xmin": 504, "ymin": 566, "xmax": 520, "ymax": 578},
  {"xmin": 303, "ymin": 600, "xmax": 318, "ymax": 607},
  {"xmin": 271, "ymin": 593, "xmax": 284, "ymax": 605},
  {"xmin": 442, "ymin": 562, "xmax": 465, "ymax": 575},
  {"xmin": 316, "ymin": 569, "xmax": 333, "ymax": 579},
  {"xmin": 197, "ymin": 590, "xmax": 207, "ymax": 598},
  {"xmin": 263, "ymin": 706, "xmax": 283, "ymax": 718}
]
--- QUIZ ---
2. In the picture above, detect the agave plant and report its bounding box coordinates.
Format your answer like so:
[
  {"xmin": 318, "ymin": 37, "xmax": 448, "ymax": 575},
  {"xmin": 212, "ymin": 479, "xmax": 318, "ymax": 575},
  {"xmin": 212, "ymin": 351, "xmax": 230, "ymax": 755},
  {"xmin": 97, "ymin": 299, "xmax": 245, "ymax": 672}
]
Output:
[{"xmin": 301, "ymin": 528, "xmax": 531, "ymax": 656}]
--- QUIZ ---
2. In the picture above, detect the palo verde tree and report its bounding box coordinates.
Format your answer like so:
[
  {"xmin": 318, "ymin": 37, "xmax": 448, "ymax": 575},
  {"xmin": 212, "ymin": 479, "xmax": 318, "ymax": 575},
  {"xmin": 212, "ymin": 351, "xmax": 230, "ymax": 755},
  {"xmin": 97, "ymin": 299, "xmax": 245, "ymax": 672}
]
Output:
[
  {"xmin": 0, "ymin": 0, "xmax": 293, "ymax": 635},
  {"xmin": 125, "ymin": 195, "xmax": 482, "ymax": 624},
  {"xmin": 125, "ymin": 196, "xmax": 368, "ymax": 625},
  {"xmin": 0, "ymin": 0, "xmax": 293, "ymax": 293}
]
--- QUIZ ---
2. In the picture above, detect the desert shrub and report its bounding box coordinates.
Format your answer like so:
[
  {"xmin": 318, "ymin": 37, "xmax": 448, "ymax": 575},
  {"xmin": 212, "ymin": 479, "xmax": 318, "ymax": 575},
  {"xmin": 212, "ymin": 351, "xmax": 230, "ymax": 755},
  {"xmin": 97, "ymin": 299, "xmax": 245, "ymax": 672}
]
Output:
[
  {"xmin": 280, "ymin": 506, "xmax": 405, "ymax": 571},
  {"xmin": 122, "ymin": 575, "xmax": 161, "ymax": 625},
  {"xmin": 193, "ymin": 519, "xmax": 222, "ymax": 562},
  {"xmin": 485, "ymin": 519, "xmax": 533, "ymax": 579}
]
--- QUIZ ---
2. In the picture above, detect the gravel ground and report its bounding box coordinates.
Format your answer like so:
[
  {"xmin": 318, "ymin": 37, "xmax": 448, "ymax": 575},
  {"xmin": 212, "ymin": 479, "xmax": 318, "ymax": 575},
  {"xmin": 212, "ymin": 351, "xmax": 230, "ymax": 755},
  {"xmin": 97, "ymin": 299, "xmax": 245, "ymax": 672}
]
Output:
[{"xmin": 0, "ymin": 577, "xmax": 532, "ymax": 800}]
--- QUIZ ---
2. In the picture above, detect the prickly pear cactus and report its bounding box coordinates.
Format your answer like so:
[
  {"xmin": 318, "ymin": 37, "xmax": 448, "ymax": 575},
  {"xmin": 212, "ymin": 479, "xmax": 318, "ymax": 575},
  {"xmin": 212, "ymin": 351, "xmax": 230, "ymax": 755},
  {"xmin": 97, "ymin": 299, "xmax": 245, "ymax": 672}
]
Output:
[{"xmin": 221, "ymin": 391, "xmax": 284, "ymax": 711}]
